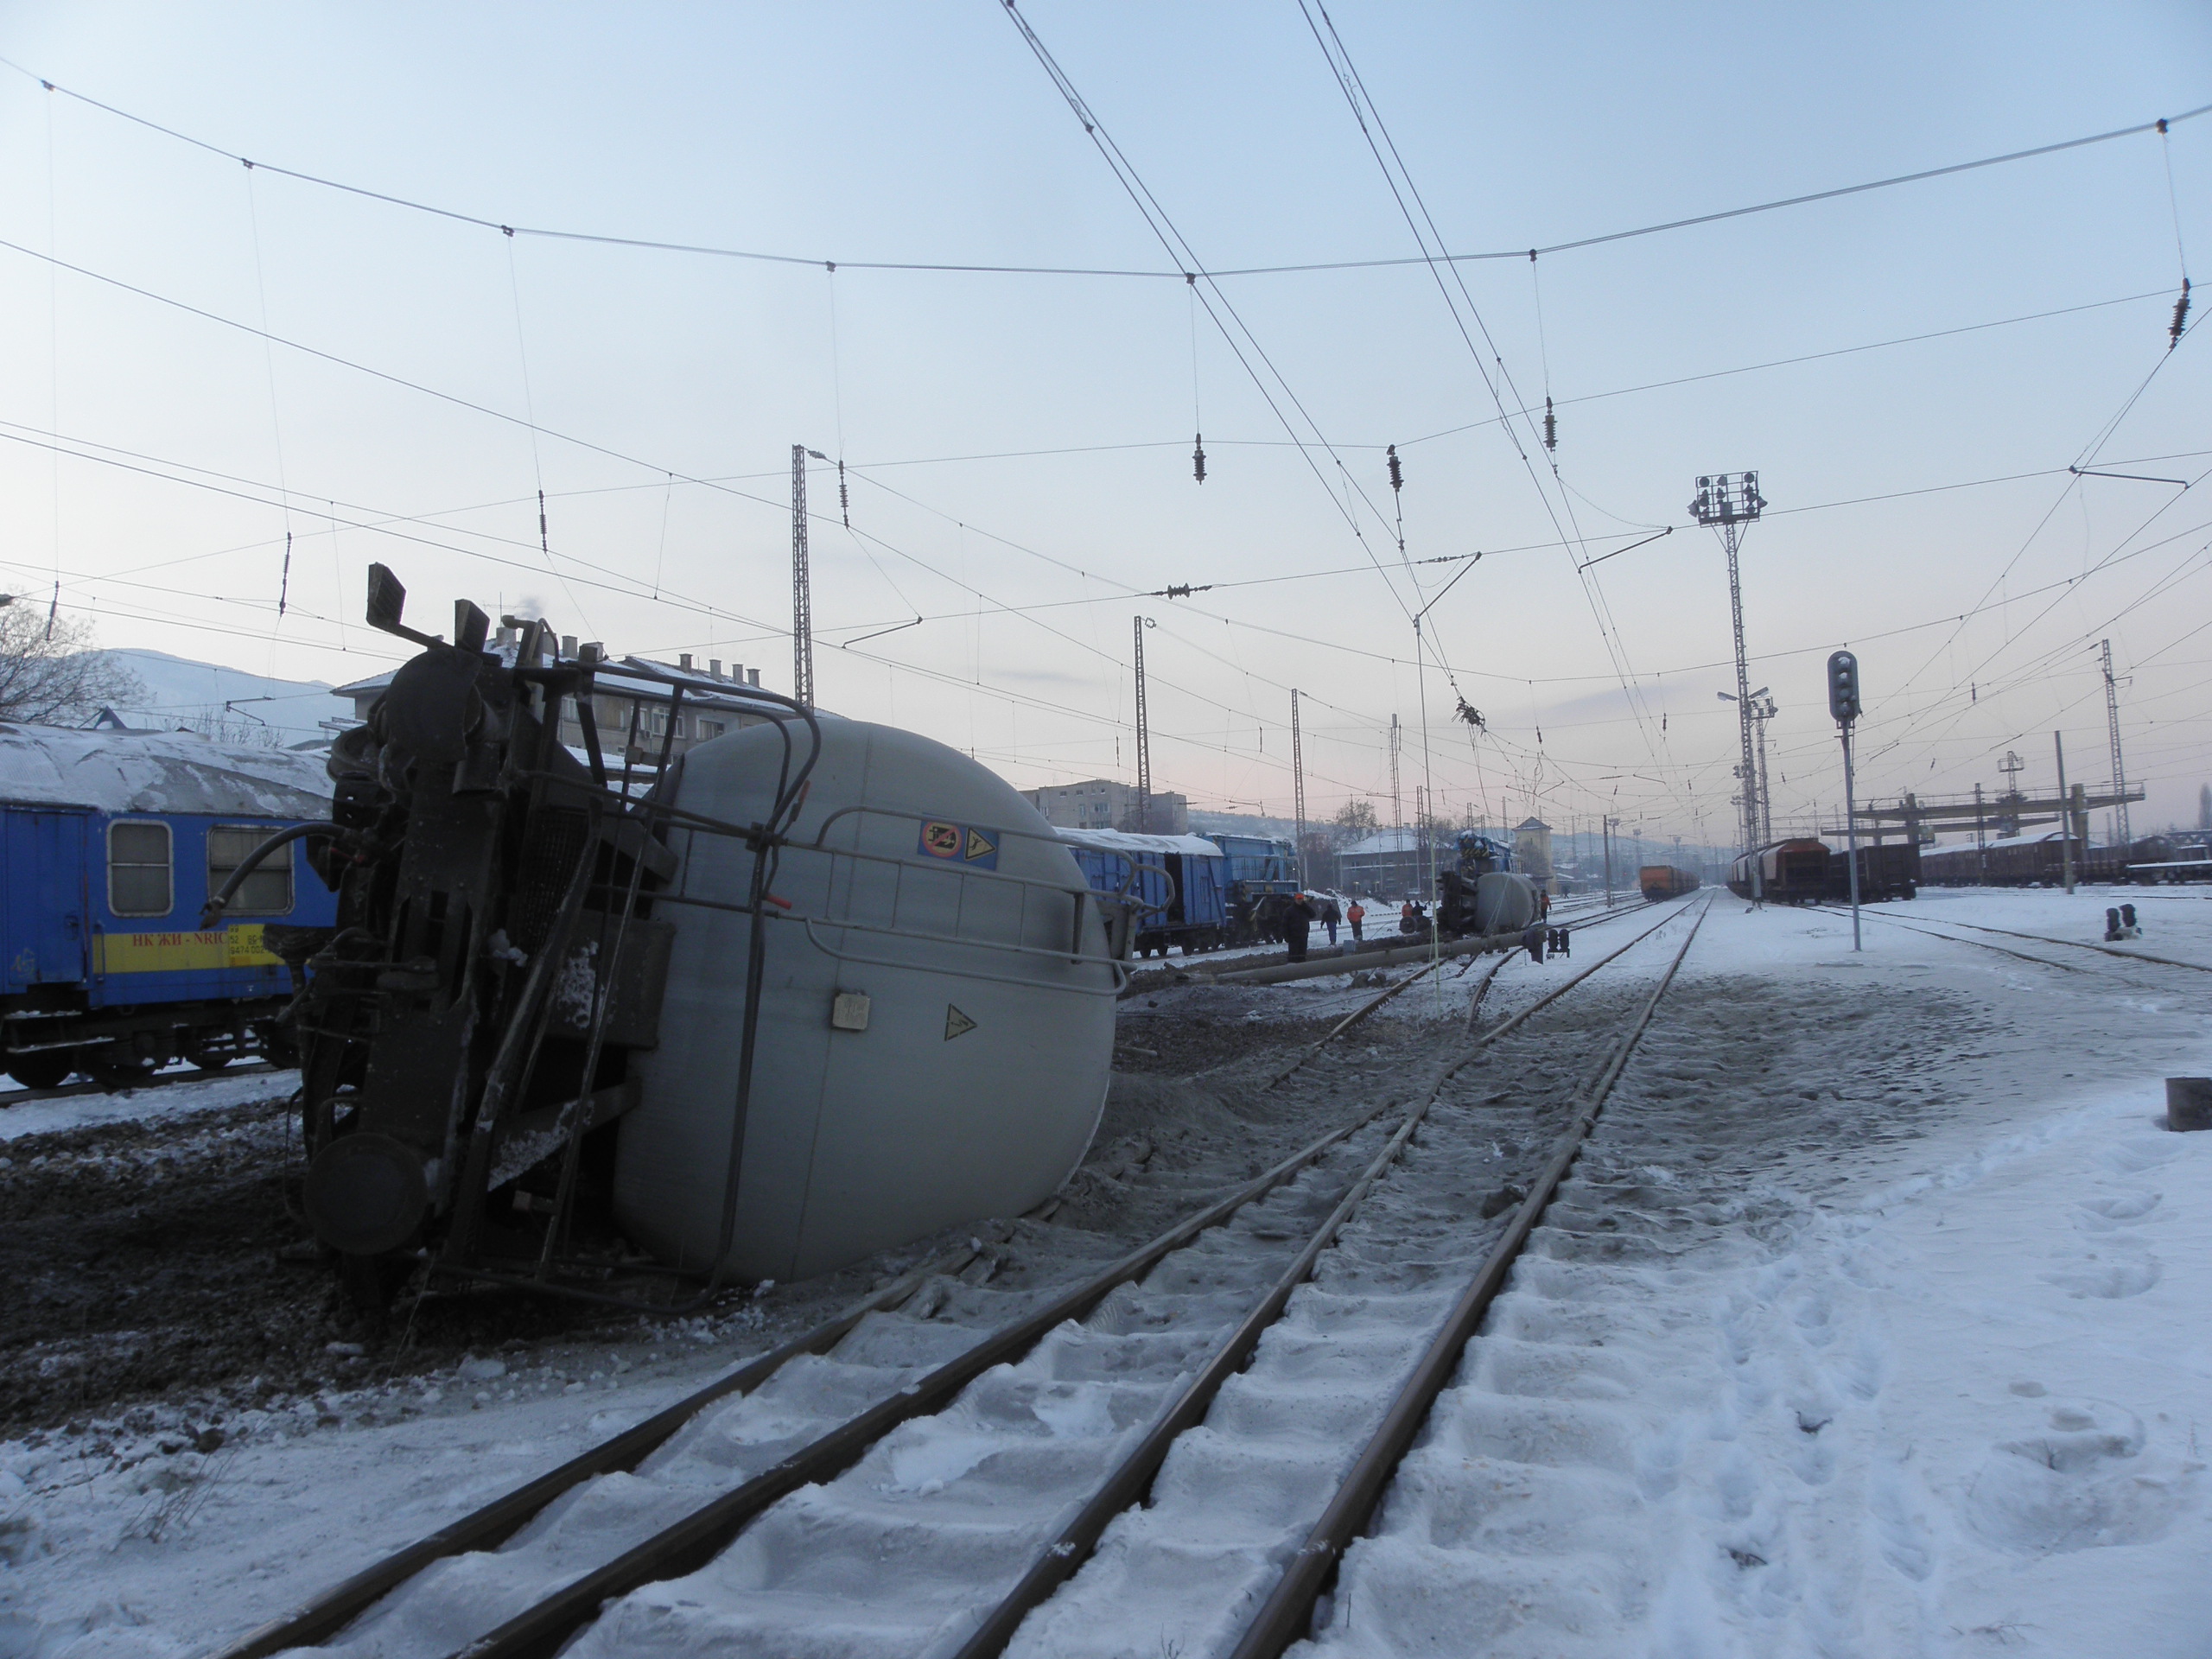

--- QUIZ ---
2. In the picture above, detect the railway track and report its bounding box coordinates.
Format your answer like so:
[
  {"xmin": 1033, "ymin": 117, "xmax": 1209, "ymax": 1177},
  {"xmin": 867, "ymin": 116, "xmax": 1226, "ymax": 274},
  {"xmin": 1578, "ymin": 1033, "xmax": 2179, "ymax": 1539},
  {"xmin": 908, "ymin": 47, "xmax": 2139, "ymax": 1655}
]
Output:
[
  {"xmin": 1812, "ymin": 904, "xmax": 2211, "ymax": 981},
  {"xmin": 1851, "ymin": 904, "xmax": 2212, "ymax": 976},
  {"xmin": 219, "ymin": 899, "xmax": 1707, "ymax": 1659},
  {"xmin": 0, "ymin": 1058, "xmax": 289, "ymax": 1109}
]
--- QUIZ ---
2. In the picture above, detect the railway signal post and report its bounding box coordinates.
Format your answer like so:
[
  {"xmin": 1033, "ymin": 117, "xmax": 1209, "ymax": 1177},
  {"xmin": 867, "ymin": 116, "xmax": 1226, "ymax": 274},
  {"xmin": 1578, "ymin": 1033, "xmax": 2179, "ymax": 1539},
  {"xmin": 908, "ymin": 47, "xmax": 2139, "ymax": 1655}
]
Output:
[{"xmin": 1829, "ymin": 650, "xmax": 1863, "ymax": 951}]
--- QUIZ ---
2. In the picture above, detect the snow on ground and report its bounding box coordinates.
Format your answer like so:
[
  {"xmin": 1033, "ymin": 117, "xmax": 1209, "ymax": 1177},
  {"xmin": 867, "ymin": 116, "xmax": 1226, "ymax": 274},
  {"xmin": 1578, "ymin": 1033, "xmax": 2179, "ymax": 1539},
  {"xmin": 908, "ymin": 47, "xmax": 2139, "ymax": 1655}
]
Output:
[
  {"xmin": 0, "ymin": 1071, "xmax": 298, "ymax": 1143},
  {"xmin": 1301, "ymin": 893, "xmax": 2212, "ymax": 1659},
  {"xmin": 3, "ymin": 888, "xmax": 2210, "ymax": 1656}
]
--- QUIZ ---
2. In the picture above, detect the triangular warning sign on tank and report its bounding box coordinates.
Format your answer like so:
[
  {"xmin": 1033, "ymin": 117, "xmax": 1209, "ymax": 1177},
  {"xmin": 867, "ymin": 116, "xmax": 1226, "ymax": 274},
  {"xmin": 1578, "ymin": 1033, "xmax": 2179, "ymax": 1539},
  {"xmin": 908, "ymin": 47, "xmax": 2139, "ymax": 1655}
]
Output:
[
  {"xmin": 963, "ymin": 827, "xmax": 997, "ymax": 863},
  {"xmin": 944, "ymin": 1004, "xmax": 977, "ymax": 1041}
]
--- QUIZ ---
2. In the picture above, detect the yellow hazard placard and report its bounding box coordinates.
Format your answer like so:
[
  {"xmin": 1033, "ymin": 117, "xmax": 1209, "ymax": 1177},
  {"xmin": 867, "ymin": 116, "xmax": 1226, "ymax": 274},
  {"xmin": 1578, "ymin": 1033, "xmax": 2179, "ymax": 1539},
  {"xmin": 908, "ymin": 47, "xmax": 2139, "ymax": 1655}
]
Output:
[{"xmin": 917, "ymin": 819, "xmax": 1000, "ymax": 870}]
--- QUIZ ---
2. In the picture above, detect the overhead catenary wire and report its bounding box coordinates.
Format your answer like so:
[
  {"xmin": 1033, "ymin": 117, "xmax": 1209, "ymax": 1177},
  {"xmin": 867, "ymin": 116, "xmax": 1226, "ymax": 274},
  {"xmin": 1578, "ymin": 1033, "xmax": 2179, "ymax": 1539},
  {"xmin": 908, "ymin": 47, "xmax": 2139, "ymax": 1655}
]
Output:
[{"xmin": 8, "ymin": 57, "xmax": 2202, "ymax": 283}]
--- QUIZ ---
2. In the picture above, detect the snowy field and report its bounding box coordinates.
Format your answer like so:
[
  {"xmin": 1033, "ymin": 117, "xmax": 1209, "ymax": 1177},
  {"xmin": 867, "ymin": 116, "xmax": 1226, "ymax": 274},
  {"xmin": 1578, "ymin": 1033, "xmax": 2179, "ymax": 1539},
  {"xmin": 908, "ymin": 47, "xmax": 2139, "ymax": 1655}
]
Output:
[{"xmin": 2, "ymin": 887, "xmax": 2209, "ymax": 1656}]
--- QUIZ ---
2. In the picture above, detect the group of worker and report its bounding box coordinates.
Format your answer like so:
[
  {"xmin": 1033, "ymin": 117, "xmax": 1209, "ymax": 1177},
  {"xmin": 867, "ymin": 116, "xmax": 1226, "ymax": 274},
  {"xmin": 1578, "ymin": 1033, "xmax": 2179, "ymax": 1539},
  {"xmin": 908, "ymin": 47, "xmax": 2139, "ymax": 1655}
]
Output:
[{"xmin": 1274, "ymin": 886, "xmax": 1566, "ymax": 968}]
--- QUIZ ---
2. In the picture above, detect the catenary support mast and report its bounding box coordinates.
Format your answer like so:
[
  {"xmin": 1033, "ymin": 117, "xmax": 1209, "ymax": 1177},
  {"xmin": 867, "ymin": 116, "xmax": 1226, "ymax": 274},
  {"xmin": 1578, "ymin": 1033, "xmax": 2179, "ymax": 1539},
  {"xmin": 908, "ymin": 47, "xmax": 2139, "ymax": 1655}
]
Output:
[
  {"xmin": 2101, "ymin": 639, "xmax": 2130, "ymax": 848},
  {"xmin": 791, "ymin": 444, "xmax": 816, "ymax": 710},
  {"xmin": 1691, "ymin": 472, "xmax": 1766, "ymax": 876},
  {"xmin": 1291, "ymin": 689, "xmax": 1306, "ymax": 886},
  {"xmin": 1133, "ymin": 616, "xmax": 1152, "ymax": 834}
]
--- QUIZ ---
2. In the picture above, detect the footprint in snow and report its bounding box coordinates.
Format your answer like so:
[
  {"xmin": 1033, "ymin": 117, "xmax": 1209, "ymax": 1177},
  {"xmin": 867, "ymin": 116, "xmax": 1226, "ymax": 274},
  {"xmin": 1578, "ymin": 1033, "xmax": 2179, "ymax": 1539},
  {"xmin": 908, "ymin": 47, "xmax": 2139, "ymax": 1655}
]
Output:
[{"xmin": 1961, "ymin": 1398, "xmax": 2198, "ymax": 1554}]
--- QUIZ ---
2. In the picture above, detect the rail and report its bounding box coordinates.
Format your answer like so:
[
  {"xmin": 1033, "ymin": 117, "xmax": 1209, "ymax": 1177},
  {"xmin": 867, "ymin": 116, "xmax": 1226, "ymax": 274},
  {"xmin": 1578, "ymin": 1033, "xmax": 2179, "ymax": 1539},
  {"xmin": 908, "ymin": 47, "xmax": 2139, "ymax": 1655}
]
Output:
[
  {"xmin": 1224, "ymin": 893, "xmax": 1710, "ymax": 1658},
  {"xmin": 218, "ymin": 893, "xmax": 1700, "ymax": 1659}
]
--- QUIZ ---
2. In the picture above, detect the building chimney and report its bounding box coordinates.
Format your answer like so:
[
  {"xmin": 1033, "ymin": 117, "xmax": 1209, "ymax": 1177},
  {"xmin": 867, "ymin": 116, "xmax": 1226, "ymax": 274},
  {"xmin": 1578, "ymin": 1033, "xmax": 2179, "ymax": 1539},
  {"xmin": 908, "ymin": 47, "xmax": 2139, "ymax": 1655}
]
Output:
[
  {"xmin": 680, "ymin": 652, "xmax": 693, "ymax": 671},
  {"xmin": 559, "ymin": 633, "xmax": 577, "ymax": 660},
  {"xmin": 580, "ymin": 641, "xmax": 602, "ymax": 665},
  {"xmin": 709, "ymin": 658, "xmax": 722, "ymax": 679},
  {"xmin": 747, "ymin": 668, "xmax": 761, "ymax": 687}
]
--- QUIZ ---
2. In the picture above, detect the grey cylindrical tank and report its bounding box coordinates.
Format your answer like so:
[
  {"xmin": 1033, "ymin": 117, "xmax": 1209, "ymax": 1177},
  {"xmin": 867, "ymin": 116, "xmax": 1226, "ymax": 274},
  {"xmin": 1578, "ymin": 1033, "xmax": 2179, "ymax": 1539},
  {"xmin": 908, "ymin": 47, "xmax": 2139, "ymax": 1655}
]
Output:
[
  {"xmin": 1475, "ymin": 872, "xmax": 1538, "ymax": 934},
  {"xmin": 613, "ymin": 719, "xmax": 1117, "ymax": 1283}
]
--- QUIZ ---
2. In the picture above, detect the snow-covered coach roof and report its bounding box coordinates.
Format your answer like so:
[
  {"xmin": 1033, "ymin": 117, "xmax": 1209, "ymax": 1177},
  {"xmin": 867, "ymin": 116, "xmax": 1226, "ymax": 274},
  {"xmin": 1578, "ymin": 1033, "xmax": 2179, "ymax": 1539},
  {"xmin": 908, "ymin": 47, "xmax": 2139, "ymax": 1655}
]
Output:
[
  {"xmin": 1055, "ymin": 826, "xmax": 1221, "ymax": 858},
  {"xmin": 0, "ymin": 724, "xmax": 332, "ymax": 818}
]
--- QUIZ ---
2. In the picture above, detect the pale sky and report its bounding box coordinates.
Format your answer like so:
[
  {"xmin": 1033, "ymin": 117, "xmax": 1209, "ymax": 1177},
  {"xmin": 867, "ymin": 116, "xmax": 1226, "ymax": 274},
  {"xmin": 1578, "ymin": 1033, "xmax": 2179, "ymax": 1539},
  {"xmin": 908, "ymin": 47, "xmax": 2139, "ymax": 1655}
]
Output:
[{"xmin": 3, "ymin": 3, "xmax": 2208, "ymax": 848}]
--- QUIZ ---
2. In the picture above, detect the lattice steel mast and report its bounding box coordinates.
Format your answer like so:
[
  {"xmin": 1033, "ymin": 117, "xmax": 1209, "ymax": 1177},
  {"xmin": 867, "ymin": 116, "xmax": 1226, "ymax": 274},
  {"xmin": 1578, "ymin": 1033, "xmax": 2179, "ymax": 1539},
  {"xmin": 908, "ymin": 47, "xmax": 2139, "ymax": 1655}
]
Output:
[
  {"xmin": 1291, "ymin": 688, "xmax": 1306, "ymax": 884},
  {"xmin": 2101, "ymin": 639, "xmax": 2130, "ymax": 847},
  {"xmin": 1133, "ymin": 615, "xmax": 1151, "ymax": 834},
  {"xmin": 791, "ymin": 444, "xmax": 818, "ymax": 710},
  {"xmin": 1691, "ymin": 472, "xmax": 1766, "ymax": 864}
]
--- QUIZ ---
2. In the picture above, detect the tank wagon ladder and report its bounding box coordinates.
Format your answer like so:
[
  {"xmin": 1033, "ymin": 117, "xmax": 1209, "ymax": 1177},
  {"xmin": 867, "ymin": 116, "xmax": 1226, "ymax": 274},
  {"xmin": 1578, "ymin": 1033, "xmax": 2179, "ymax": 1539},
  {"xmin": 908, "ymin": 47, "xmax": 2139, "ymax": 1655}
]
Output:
[{"xmin": 215, "ymin": 901, "xmax": 1703, "ymax": 1659}]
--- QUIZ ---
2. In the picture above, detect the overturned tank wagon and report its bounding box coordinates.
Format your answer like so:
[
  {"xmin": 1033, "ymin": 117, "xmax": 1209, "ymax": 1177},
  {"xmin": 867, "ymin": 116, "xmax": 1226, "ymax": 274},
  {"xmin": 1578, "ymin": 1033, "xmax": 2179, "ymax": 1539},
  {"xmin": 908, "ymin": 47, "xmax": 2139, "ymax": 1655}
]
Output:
[
  {"xmin": 264, "ymin": 566, "xmax": 1120, "ymax": 1306},
  {"xmin": 1434, "ymin": 830, "xmax": 1538, "ymax": 938}
]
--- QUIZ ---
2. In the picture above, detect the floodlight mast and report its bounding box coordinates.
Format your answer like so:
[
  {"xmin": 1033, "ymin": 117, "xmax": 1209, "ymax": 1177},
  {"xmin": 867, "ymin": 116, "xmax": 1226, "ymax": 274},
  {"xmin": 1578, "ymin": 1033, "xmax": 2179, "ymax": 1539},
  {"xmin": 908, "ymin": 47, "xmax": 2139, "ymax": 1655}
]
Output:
[{"xmin": 1693, "ymin": 471, "xmax": 1766, "ymax": 895}]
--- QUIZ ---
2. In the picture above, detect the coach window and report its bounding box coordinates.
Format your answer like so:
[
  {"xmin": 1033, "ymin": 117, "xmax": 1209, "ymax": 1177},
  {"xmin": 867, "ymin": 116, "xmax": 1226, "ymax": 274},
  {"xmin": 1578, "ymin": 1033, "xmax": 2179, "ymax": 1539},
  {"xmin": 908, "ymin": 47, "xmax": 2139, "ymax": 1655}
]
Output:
[
  {"xmin": 108, "ymin": 820, "xmax": 174, "ymax": 918},
  {"xmin": 207, "ymin": 825, "xmax": 294, "ymax": 915}
]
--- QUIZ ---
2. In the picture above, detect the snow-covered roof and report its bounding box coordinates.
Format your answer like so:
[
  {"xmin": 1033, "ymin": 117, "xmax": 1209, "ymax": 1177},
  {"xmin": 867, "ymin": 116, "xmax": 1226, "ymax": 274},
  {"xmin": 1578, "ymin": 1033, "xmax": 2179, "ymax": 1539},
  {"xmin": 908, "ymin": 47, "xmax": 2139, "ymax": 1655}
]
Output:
[
  {"xmin": 1344, "ymin": 828, "xmax": 1428, "ymax": 856},
  {"xmin": 0, "ymin": 724, "xmax": 332, "ymax": 817},
  {"xmin": 1056, "ymin": 827, "xmax": 1219, "ymax": 857},
  {"xmin": 1516, "ymin": 817, "xmax": 1551, "ymax": 831}
]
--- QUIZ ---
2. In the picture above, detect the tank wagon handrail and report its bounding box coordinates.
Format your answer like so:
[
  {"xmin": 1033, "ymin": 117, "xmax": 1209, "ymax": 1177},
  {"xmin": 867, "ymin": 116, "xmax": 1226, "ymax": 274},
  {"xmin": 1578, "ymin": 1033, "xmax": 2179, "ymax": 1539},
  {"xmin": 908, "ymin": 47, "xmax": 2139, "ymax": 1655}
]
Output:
[
  {"xmin": 805, "ymin": 802, "xmax": 1088, "ymax": 862},
  {"xmin": 797, "ymin": 915, "xmax": 1128, "ymax": 993}
]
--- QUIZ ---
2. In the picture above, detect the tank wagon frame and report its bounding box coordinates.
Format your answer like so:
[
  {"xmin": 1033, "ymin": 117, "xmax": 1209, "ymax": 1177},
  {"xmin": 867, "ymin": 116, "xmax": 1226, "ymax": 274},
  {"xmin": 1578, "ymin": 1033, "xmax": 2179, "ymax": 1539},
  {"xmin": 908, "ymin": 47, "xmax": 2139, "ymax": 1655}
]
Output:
[
  {"xmin": 0, "ymin": 732, "xmax": 340, "ymax": 1090},
  {"xmin": 256, "ymin": 566, "xmax": 1122, "ymax": 1312}
]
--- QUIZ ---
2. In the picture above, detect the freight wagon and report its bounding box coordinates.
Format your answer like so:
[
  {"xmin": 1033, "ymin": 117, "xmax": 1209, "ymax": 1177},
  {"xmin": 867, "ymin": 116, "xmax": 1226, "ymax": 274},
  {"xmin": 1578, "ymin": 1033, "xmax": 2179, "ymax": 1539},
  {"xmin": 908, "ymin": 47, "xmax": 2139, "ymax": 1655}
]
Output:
[
  {"xmin": 1824, "ymin": 842, "xmax": 1919, "ymax": 901},
  {"xmin": 1058, "ymin": 827, "xmax": 1231, "ymax": 957},
  {"xmin": 1637, "ymin": 864, "xmax": 1700, "ymax": 901},
  {"xmin": 1726, "ymin": 838, "xmax": 1832, "ymax": 904},
  {"xmin": 1920, "ymin": 832, "xmax": 2080, "ymax": 887},
  {"xmin": 0, "ymin": 726, "xmax": 340, "ymax": 1090},
  {"xmin": 1203, "ymin": 830, "xmax": 1302, "ymax": 944}
]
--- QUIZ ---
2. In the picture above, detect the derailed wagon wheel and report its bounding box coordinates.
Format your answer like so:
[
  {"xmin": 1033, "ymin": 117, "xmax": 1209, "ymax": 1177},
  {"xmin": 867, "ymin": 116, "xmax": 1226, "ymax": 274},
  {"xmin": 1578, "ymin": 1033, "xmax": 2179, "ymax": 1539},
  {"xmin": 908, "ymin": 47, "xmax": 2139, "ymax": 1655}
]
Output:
[{"xmin": 5, "ymin": 1051, "xmax": 74, "ymax": 1090}]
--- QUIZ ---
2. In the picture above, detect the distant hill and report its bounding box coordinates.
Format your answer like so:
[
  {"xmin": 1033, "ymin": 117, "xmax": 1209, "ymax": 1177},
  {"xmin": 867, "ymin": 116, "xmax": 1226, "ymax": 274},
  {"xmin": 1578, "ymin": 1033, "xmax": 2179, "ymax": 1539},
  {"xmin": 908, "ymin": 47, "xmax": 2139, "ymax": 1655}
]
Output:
[{"xmin": 94, "ymin": 650, "xmax": 353, "ymax": 747}]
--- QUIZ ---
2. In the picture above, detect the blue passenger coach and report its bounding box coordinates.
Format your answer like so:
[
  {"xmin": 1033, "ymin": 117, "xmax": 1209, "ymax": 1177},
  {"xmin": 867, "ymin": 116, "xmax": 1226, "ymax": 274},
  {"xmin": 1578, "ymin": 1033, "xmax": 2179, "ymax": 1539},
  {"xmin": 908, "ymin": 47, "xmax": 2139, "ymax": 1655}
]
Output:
[{"xmin": 0, "ymin": 726, "xmax": 338, "ymax": 1090}]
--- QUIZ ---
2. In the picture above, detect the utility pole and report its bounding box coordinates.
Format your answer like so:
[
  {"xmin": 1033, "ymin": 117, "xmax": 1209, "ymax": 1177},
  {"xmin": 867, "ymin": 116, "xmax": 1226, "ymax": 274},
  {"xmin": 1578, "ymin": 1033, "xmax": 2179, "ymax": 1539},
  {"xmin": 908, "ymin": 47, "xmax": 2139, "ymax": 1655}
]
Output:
[
  {"xmin": 1291, "ymin": 689, "xmax": 1306, "ymax": 887},
  {"xmin": 1132, "ymin": 616, "xmax": 1152, "ymax": 834},
  {"xmin": 1691, "ymin": 471, "xmax": 1767, "ymax": 875},
  {"xmin": 1974, "ymin": 782, "xmax": 1987, "ymax": 886},
  {"xmin": 1604, "ymin": 817, "xmax": 1616, "ymax": 905},
  {"xmin": 2054, "ymin": 730, "xmax": 2073, "ymax": 893},
  {"xmin": 791, "ymin": 444, "xmax": 821, "ymax": 709},
  {"xmin": 2101, "ymin": 639, "xmax": 2131, "ymax": 849},
  {"xmin": 1388, "ymin": 714, "xmax": 1403, "ymax": 841}
]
